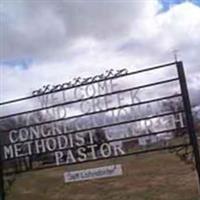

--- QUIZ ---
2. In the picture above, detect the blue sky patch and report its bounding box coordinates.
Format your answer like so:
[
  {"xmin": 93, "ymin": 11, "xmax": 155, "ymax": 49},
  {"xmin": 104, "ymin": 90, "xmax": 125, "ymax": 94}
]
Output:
[
  {"xmin": 160, "ymin": 0, "xmax": 200, "ymax": 12},
  {"xmin": 0, "ymin": 58, "xmax": 33, "ymax": 69}
]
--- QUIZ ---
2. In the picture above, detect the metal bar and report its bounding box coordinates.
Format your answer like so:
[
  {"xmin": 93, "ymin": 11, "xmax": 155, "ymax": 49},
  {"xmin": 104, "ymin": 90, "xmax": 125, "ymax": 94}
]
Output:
[
  {"xmin": 176, "ymin": 61, "xmax": 200, "ymax": 189},
  {"xmin": 0, "ymin": 93, "xmax": 182, "ymax": 133},
  {"xmin": 0, "ymin": 78, "xmax": 180, "ymax": 120},
  {"xmin": 3, "ymin": 143, "xmax": 190, "ymax": 174},
  {"xmin": 0, "ymin": 77, "xmax": 179, "ymax": 120},
  {"xmin": 0, "ymin": 62, "xmax": 176, "ymax": 106},
  {"xmin": 0, "ymin": 108, "xmax": 185, "ymax": 144},
  {"xmin": 0, "ymin": 145, "xmax": 5, "ymax": 200},
  {"xmin": 1, "ymin": 127, "xmax": 188, "ymax": 161},
  {"xmin": 1, "ymin": 110, "xmax": 185, "ymax": 150}
]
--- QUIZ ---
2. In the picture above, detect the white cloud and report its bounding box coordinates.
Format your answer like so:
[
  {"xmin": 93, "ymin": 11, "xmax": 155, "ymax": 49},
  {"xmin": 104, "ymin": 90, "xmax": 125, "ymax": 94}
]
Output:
[{"xmin": 0, "ymin": 0, "xmax": 200, "ymax": 107}]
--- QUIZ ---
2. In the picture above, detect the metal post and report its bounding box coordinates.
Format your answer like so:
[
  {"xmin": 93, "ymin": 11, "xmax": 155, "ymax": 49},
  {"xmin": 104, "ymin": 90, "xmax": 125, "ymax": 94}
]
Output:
[
  {"xmin": 176, "ymin": 61, "xmax": 200, "ymax": 190},
  {"xmin": 0, "ymin": 145, "xmax": 5, "ymax": 200}
]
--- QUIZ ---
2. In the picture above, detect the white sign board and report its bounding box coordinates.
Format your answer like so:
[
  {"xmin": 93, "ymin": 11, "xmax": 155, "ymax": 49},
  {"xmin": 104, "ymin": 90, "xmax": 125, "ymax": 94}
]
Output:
[{"xmin": 64, "ymin": 164, "xmax": 123, "ymax": 183}]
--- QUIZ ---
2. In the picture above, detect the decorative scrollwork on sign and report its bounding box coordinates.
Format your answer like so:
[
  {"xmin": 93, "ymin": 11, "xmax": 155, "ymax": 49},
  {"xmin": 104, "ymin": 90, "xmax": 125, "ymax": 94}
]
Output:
[
  {"xmin": 73, "ymin": 77, "xmax": 82, "ymax": 85},
  {"xmin": 116, "ymin": 68, "xmax": 128, "ymax": 77},
  {"xmin": 32, "ymin": 68, "xmax": 128, "ymax": 96}
]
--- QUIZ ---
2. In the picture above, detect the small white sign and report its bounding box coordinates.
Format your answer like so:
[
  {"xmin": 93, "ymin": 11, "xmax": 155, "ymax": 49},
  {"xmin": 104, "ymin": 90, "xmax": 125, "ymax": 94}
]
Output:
[{"xmin": 64, "ymin": 164, "xmax": 123, "ymax": 183}]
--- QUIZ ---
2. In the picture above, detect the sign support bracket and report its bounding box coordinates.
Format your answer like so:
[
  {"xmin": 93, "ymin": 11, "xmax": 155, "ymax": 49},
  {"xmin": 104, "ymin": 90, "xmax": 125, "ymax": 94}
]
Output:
[{"xmin": 176, "ymin": 61, "xmax": 200, "ymax": 191}]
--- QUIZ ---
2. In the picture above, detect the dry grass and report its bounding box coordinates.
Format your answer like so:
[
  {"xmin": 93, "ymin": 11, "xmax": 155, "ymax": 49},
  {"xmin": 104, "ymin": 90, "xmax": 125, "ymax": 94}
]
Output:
[{"xmin": 6, "ymin": 151, "xmax": 199, "ymax": 200}]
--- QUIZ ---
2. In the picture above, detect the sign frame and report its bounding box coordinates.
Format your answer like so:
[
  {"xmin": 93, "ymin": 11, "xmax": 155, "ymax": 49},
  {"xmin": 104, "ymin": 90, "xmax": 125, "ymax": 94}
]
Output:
[{"xmin": 0, "ymin": 61, "xmax": 199, "ymax": 199}]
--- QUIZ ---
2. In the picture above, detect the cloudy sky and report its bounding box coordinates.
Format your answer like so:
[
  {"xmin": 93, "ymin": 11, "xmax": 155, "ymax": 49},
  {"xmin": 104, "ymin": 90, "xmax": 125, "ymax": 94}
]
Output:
[{"xmin": 0, "ymin": 0, "xmax": 200, "ymax": 106}]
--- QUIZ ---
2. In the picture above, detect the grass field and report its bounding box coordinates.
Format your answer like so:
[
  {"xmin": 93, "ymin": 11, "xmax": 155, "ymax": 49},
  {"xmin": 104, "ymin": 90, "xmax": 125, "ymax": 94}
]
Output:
[{"xmin": 5, "ymin": 151, "xmax": 199, "ymax": 200}]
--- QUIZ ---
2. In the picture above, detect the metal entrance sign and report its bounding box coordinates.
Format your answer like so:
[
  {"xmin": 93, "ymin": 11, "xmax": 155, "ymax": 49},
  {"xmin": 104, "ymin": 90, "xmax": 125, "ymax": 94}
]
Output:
[{"xmin": 0, "ymin": 61, "xmax": 200, "ymax": 199}]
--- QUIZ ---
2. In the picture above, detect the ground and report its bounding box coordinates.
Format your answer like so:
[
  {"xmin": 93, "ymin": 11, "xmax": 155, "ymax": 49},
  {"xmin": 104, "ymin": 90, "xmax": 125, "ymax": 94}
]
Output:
[{"xmin": 5, "ymin": 151, "xmax": 199, "ymax": 200}]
